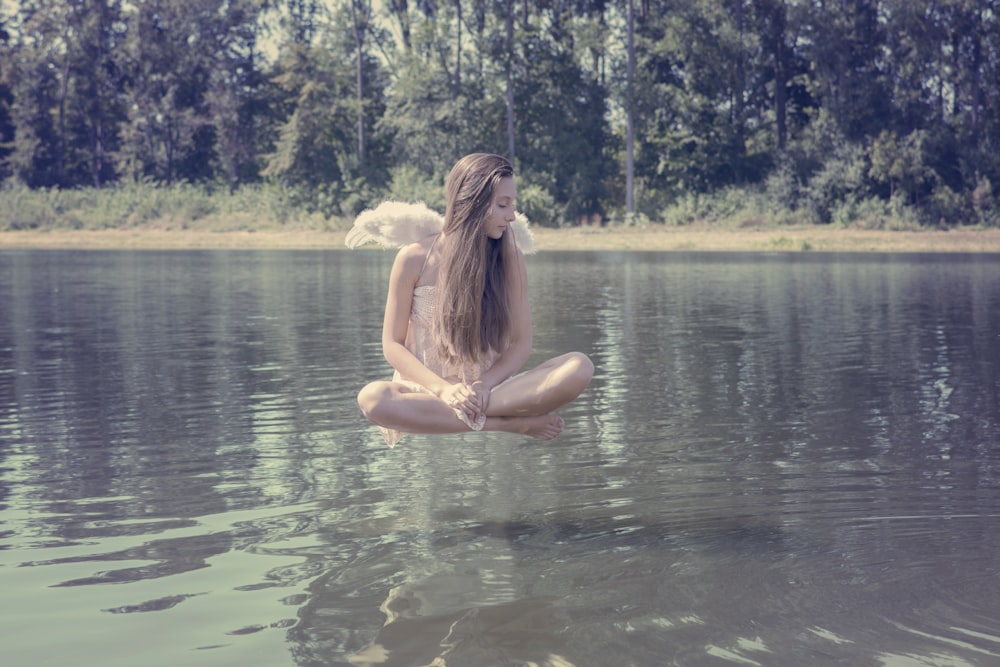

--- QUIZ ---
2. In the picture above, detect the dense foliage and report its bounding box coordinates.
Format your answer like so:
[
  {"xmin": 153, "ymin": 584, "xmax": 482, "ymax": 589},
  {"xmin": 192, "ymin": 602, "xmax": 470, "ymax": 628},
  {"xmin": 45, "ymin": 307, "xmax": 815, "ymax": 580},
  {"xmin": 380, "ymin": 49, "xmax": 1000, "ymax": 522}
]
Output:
[{"xmin": 0, "ymin": 1, "xmax": 997, "ymax": 227}]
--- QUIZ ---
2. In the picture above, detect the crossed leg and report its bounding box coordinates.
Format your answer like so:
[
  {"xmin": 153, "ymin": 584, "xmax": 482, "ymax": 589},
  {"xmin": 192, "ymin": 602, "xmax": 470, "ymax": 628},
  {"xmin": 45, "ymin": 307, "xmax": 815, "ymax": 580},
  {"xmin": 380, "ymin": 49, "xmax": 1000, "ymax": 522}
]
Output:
[{"xmin": 357, "ymin": 352, "xmax": 594, "ymax": 440}]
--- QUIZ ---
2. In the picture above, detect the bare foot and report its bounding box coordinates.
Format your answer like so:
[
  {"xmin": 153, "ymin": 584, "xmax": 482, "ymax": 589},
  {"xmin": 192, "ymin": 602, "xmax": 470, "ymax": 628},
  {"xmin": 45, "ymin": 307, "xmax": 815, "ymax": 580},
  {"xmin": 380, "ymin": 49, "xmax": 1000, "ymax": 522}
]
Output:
[
  {"xmin": 520, "ymin": 414, "xmax": 564, "ymax": 440},
  {"xmin": 486, "ymin": 414, "xmax": 565, "ymax": 439}
]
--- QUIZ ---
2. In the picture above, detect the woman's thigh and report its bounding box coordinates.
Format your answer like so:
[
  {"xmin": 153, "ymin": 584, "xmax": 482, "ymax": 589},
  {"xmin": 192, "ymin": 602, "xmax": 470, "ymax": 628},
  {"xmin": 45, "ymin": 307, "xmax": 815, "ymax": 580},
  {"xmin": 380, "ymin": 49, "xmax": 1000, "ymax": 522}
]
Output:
[{"xmin": 486, "ymin": 352, "xmax": 590, "ymax": 416}]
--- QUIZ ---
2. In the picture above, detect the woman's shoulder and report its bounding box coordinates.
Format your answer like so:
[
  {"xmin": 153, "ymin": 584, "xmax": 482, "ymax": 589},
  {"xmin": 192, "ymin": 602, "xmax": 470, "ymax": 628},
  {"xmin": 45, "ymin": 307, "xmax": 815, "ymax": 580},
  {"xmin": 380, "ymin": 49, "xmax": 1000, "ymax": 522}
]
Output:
[
  {"xmin": 396, "ymin": 233, "xmax": 437, "ymax": 260},
  {"xmin": 393, "ymin": 234, "xmax": 439, "ymax": 280}
]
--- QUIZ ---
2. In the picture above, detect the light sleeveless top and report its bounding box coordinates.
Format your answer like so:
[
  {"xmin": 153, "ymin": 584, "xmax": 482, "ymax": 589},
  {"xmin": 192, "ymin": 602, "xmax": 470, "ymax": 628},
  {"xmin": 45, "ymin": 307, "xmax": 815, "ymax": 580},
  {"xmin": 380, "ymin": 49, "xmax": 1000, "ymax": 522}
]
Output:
[{"xmin": 378, "ymin": 236, "xmax": 499, "ymax": 447}]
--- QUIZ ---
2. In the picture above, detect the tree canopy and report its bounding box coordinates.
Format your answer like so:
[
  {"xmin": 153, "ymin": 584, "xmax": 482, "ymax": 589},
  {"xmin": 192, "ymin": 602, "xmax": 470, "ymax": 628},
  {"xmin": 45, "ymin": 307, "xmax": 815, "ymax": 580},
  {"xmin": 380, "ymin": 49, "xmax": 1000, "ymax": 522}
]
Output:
[{"xmin": 0, "ymin": 0, "xmax": 997, "ymax": 227}]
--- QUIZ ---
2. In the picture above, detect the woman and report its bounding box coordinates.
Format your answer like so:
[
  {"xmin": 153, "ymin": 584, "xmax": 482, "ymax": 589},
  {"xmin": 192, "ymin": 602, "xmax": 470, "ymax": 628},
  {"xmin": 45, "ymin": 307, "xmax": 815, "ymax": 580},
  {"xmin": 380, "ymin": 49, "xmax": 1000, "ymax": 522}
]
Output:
[{"xmin": 357, "ymin": 153, "xmax": 594, "ymax": 446}]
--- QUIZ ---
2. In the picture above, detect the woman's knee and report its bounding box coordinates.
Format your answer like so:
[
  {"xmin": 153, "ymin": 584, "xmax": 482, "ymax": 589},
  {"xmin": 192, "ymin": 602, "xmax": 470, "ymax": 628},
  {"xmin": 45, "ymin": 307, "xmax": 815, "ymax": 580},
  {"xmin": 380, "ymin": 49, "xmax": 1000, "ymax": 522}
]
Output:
[
  {"xmin": 563, "ymin": 351, "xmax": 594, "ymax": 391},
  {"xmin": 357, "ymin": 381, "xmax": 393, "ymax": 422}
]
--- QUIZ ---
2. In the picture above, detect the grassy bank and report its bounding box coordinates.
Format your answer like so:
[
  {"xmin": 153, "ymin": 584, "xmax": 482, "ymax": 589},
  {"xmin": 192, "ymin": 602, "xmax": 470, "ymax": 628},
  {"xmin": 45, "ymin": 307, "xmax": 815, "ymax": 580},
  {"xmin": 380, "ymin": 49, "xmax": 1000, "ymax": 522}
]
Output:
[
  {"xmin": 2, "ymin": 183, "xmax": 999, "ymax": 252},
  {"xmin": 3, "ymin": 224, "xmax": 1000, "ymax": 253}
]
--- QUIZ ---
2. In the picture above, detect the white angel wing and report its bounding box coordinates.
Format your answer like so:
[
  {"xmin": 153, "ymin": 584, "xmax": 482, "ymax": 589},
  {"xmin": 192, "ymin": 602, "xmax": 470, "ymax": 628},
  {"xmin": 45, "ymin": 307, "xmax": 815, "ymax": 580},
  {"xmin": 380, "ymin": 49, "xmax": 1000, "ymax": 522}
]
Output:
[
  {"xmin": 510, "ymin": 213, "xmax": 536, "ymax": 255},
  {"xmin": 345, "ymin": 201, "xmax": 444, "ymax": 249},
  {"xmin": 345, "ymin": 199, "xmax": 537, "ymax": 254}
]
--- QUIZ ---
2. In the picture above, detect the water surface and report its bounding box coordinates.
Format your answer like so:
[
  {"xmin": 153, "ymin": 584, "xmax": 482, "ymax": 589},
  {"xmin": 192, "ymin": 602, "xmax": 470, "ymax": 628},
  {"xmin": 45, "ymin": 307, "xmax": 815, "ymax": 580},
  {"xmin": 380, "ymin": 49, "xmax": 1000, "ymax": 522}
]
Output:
[{"xmin": 1, "ymin": 249, "xmax": 999, "ymax": 667}]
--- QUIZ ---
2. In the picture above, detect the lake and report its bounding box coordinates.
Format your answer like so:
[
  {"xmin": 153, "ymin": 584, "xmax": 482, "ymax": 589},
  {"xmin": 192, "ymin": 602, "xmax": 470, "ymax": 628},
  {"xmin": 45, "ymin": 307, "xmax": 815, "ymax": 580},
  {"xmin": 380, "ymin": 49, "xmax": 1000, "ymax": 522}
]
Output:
[{"xmin": 1, "ymin": 248, "xmax": 998, "ymax": 667}]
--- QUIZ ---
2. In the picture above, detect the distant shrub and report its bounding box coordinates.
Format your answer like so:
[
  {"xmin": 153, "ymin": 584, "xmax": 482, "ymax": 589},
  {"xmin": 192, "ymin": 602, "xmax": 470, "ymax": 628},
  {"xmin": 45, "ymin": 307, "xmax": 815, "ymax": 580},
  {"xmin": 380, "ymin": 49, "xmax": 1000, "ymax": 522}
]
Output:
[
  {"xmin": 923, "ymin": 183, "xmax": 967, "ymax": 228},
  {"xmin": 802, "ymin": 143, "xmax": 869, "ymax": 224},
  {"xmin": 972, "ymin": 177, "xmax": 998, "ymax": 227},
  {"xmin": 657, "ymin": 187, "xmax": 793, "ymax": 227},
  {"xmin": 764, "ymin": 160, "xmax": 801, "ymax": 212},
  {"xmin": 1, "ymin": 185, "xmax": 50, "ymax": 229},
  {"xmin": 0, "ymin": 181, "xmax": 338, "ymax": 232},
  {"xmin": 386, "ymin": 165, "xmax": 446, "ymax": 212},
  {"xmin": 517, "ymin": 182, "xmax": 559, "ymax": 227}
]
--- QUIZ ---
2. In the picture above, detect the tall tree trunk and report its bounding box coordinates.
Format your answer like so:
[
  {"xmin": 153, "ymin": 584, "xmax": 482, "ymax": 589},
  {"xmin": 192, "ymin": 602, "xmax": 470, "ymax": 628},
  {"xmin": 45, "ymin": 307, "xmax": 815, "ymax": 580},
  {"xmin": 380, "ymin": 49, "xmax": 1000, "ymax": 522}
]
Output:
[
  {"xmin": 951, "ymin": 30, "xmax": 961, "ymax": 117},
  {"xmin": 734, "ymin": 0, "xmax": 745, "ymax": 135},
  {"xmin": 454, "ymin": 0, "xmax": 462, "ymax": 155},
  {"xmin": 773, "ymin": 0, "xmax": 788, "ymax": 150},
  {"xmin": 505, "ymin": 0, "xmax": 515, "ymax": 162},
  {"xmin": 625, "ymin": 0, "xmax": 635, "ymax": 215},
  {"xmin": 455, "ymin": 0, "xmax": 462, "ymax": 98},
  {"xmin": 56, "ymin": 24, "xmax": 71, "ymax": 185},
  {"xmin": 350, "ymin": 0, "xmax": 370, "ymax": 166},
  {"xmin": 970, "ymin": 0, "xmax": 983, "ymax": 137}
]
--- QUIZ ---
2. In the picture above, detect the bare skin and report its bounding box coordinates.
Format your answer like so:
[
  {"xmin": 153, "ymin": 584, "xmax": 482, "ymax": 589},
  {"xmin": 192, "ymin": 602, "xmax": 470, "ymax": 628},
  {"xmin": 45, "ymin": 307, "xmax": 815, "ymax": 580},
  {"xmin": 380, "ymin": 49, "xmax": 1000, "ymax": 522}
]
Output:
[
  {"xmin": 358, "ymin": 351, "xmax": 593, "ymax": 440},
  {"xmin": 357, "ymin": 175, "xmax": 593, "ymax": 441}
]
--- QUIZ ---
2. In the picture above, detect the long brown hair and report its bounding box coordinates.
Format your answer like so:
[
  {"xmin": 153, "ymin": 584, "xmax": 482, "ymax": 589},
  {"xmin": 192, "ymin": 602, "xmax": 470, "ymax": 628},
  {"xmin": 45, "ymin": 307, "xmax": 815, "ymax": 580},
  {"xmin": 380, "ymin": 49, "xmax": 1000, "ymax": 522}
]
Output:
[{"xmin": 434, "ymin": 153, "xmax": 517, "ymax": 366}]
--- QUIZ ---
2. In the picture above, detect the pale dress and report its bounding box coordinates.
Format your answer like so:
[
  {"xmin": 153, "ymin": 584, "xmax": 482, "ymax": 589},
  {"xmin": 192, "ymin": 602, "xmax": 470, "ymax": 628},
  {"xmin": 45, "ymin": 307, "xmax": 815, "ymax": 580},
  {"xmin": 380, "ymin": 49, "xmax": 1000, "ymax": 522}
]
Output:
[{"xmin": 378, "ymin": 239, "xmax": 501, "ymax": 447}]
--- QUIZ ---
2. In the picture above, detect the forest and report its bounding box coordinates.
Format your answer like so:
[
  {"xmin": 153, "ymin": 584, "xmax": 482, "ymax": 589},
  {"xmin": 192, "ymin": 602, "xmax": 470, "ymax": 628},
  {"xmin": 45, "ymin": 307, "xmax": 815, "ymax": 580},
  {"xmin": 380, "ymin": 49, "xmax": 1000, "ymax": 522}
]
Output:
[{"xmin": 0, "ymin": 0, "xmax": 998, "ymax": 229}]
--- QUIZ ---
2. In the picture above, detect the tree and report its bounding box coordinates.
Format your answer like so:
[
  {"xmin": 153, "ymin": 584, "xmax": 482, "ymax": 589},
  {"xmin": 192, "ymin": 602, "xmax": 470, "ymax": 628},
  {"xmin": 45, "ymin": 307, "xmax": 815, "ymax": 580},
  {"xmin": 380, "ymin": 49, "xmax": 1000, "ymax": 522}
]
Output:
[
  {"xmin": 75, "ymin": 0, "xmax": 126, "ymax": 187},
  {"xmin": 348, "ymin": 0, "xmax": 373, "ymax": 167},
  {"xmin": 626, "ymin": 0, "xmax": 769, "ymax": 194},
  {"xmin": 4, "ymin": 0, "xmax": 75, "ymax": 186},
  {"xmin": 0, "ymin": 0, "xmax": 996, "ymax": 228},
  {"xmin": 504, "ymin": 0, "xmax": 516, "ymax": 161},
  {"xmin": 379, "ymin": 1, "xmax": 502, "ymax": 178},
  {"xmin": 800, "ymin": 0, "xmax": 890, "ymax": 142},
  {"xmin": 203, "ymin": 0, "xmax": 268, "ymax": 189},
  {"xmin": 625, "ymin": 0, "xmax": 635, "ymax": 215},
  {"xmin": 285, "ymin": 0, "xmax": 321, "ymax": 44},
  {"xmin": 0, "ymin": 12, "xmax": 17, "ymax": 182},
  {"xmin": 262, "ymin": 46, "xmax": 355, "ymax": 188},
  {"xmin": 754, "ymin": 0, "xmax": 792, "ymax": 149},
  {"xmin": 514, "ymin": 6, "xmax": 612, "ymax": 223},
  {"xmin": 262, "ymin": 1, "xmax": 389, "ymax": 214},
  {"xmin": 117, "ymin": 0, "xmax": 213, "ymax": 183},
  {"xmin": 869, "ymin": 129, "xmax": 935, "ymax": 205}
]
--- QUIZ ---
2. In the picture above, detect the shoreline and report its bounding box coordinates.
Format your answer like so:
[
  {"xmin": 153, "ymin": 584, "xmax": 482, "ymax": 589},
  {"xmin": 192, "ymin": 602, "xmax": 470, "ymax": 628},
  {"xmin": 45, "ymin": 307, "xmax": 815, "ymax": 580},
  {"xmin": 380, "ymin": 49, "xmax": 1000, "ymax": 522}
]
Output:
[{"xmin": 1, "ymin": 225, "xmax": 999, "ymax": 253}]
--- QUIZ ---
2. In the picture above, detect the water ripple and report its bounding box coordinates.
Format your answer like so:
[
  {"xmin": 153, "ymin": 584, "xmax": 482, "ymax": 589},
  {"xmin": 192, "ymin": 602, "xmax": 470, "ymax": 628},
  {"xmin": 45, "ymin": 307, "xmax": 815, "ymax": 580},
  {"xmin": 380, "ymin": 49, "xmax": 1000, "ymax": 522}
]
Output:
[{"xmin": 2, "ymin": 251, "xmax": 999, "ymax": 666}]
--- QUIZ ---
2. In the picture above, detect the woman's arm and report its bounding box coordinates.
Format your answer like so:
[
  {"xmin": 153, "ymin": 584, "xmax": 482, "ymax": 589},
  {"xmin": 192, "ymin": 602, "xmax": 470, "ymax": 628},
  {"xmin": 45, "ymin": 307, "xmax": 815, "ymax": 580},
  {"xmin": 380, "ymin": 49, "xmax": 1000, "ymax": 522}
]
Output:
[
  {"xmin": 381, "ymin": 243, "xmax": 450, "ymax": 396},
  {"xmin": 475, "ymin": 246, "xmax": 533, "ymax": 392},
  {"xmin": 381, "ymin": 242, "xmax": 481, "ymax": 417}
]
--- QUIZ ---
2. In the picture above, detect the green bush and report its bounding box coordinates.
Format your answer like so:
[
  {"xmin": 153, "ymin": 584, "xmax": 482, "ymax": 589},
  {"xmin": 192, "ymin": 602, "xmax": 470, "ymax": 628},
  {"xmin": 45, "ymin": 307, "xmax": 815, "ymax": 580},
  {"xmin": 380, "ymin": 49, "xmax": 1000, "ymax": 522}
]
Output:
[
  {"xmin": 972, "ymin": 177, "xmax": 998, "ymax": 227},
  {"xmin": 386, "ymin": 164, "xmax": 446, "ymax": 211},
  {"xmin": 2, "ymin": 176, "xmax": 984, "ymax": 234},
  {"xmin": 1, "ymin": 185, "xmax": 50, "ymax": 229},
  {"xmin": 517, "ymin": 182, "xmax": 559, "ymax": 227},
  {"xmin": 764, "ymin": 160, "xmax": 801, "ymax": 212},
  {"xmin": 802, "ymin": 143, "xmax": 869, "ymax": 224},
  {"xmin": 0, "ymin": 181, "xmax": 340, "ymax": 232},
  {"xmin": 659, "ymin": 191, "xmax": 702, "ymax": 226},
  {"xmin": 656, "ymin": 187, "xmax": 789, "ymax": 227},
  {"xmin": 923, "ymin": 183, "xmax": 967, "ymax": 228}
]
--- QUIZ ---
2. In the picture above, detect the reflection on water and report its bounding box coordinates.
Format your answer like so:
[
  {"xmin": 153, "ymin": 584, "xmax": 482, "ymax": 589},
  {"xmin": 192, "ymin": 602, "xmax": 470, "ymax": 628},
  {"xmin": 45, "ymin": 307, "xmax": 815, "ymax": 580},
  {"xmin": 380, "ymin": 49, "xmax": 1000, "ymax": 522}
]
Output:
[{"xmin": 1, "ymin": 249, "xmax": 999, "ymax": 667}]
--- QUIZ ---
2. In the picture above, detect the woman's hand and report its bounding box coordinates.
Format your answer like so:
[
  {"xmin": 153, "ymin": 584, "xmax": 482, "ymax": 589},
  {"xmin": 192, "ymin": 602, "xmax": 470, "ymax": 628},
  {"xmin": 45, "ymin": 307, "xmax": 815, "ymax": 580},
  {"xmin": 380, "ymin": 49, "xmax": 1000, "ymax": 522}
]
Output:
[
  {"xmin": 470, "ymin": 380, "xmax": 491, "ymax": 419},
  {"xmin": 438, "ymin": 382, "xmax": 480, "ymax": 421}
]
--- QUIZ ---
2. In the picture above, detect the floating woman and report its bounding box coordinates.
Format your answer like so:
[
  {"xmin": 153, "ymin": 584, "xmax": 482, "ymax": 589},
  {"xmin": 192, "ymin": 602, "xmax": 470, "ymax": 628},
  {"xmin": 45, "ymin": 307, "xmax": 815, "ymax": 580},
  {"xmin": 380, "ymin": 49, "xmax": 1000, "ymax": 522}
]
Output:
[{"xmin": 349, "ymin": 153, "xmax": 594, "ymax": 447}]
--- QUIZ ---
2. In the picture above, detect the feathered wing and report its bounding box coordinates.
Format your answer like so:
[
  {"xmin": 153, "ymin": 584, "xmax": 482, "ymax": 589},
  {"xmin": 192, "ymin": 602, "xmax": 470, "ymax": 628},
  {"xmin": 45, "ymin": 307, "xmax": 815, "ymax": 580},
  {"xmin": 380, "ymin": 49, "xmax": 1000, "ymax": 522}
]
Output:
[
  {"xmin": 510, "ymin": 213, "xmax": 536, "ymax": 255},
  {"xmin": 345, "ymin": 201, "xmax": 444, "ymax": 249},
  {"xmin": 345, "ymin": 199, "xmax": 537, "ymax": 255}
]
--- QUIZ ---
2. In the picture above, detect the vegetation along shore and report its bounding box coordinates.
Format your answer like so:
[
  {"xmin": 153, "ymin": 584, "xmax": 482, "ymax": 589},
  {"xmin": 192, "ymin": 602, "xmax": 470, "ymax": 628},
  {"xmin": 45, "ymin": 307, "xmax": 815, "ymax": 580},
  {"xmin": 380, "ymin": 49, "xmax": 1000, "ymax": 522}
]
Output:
[
  {"xmin": 1, "ymin": 183, "xmax": 997, "ymax": 253},
  {"xmin": 0, "ymin": 184, "xmax": 1000, "ymax": 253}
]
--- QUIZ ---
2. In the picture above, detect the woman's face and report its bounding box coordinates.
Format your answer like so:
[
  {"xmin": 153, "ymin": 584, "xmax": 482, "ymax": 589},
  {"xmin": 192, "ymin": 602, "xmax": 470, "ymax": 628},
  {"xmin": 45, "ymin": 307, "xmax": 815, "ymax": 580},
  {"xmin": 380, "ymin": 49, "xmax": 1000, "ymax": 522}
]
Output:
[{"xmin": 484, "ymin": 176, "xmax": 517, "ymax": 240}]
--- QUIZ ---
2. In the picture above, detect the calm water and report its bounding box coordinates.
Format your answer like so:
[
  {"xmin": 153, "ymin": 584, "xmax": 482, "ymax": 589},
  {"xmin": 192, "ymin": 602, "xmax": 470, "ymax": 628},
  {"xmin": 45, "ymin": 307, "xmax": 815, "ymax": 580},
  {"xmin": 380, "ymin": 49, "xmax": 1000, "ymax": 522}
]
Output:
[{"xmin": 1, "ymin": 249, "xmax": 999, "ymax": 667}]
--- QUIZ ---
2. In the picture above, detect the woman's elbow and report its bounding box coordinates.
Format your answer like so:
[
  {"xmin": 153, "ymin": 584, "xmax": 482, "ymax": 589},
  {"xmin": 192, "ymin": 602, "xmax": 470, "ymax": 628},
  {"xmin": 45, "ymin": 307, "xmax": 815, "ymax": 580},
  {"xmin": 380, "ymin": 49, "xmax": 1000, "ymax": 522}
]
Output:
[
  {"xmin": 511, "ymin": 335, "xmax": 533, "ymax": 362},
  {"xmin": 381, "ymin": 337, "xmax": 402, "ymax": 364}
]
